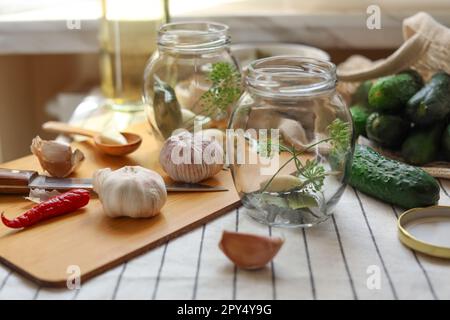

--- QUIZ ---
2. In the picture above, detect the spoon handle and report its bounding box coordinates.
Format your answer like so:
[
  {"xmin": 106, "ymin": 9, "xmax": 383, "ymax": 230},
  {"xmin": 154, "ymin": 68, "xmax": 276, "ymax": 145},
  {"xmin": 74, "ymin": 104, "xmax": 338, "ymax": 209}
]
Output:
[{"xmin": 42, "ymin": 121, "xmax": 99, "ymax": 138}]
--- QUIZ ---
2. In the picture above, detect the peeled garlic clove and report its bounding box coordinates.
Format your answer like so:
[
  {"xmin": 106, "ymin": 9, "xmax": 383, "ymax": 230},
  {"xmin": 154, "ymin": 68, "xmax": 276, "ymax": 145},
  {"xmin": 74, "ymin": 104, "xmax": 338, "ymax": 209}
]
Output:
[
  {"xmin": 31, "ymin": 136, "xmax": 84, "ymax": 178},
  {"xmin": 159, "ymin": 131, "xmax": 223, "ymax": 183},
  {"xmin": 175, "ymin": 77, "xmax": 210, "ymax": 112},
  {"xmin": 99, "ymin": 127, "xmax": 127, "ymax": 145},
  {"xmin": 181, "ymin": 109, "xmax": 211, "ymax": 129},
  {"xmin": 181, "ymin": 108, "xmax": 196, "ymax": 123},
  {"xmin": 278, "ymin": 118, "xmax": 308, "ymax": 152},
  {"xmin": 260, "ymin": 175, "xmax": 303, "ymax": 192},
  {"xmin": 219, "ymin": 231, "xmax": 284, "ymax": 270}
]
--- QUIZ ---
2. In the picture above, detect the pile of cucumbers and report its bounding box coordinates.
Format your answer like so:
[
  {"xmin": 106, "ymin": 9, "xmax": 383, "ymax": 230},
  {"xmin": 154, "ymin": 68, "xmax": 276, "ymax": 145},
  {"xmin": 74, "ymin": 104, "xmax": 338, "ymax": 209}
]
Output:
[{"xmin": 350, "ymin": 70, "xmax": 450, "ymax": 165}]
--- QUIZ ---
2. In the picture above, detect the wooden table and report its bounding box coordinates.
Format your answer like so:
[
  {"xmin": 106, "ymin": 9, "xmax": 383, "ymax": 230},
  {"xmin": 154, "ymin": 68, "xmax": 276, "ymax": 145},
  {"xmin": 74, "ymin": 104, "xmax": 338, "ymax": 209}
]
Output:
[{"xmin": 1, "ymin": 95, "xmax": 450, "ymax": 300}]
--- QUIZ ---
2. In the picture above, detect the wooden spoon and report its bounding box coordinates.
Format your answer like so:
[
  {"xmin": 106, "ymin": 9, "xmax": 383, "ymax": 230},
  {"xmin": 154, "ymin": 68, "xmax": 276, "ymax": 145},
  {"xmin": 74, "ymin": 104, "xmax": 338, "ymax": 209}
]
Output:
[{"xmin": 42, "ymin": 121, "xmax": 142, "ymax": 156}]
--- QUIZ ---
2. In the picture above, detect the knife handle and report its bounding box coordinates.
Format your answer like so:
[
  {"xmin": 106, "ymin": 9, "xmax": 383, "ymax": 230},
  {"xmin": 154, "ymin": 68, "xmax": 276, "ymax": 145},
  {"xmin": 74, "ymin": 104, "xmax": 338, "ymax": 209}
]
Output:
[{"xmin": 0, "ymin": 168, "xmax": 38, "ymax": 194}]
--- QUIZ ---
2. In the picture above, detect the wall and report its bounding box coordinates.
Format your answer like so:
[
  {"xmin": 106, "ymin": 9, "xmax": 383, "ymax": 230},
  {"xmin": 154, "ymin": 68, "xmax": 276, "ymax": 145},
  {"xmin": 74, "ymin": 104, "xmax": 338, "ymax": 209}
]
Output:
[{"xmin": 0, "ymin": 54, "xmax": 98, "ymax": 162}]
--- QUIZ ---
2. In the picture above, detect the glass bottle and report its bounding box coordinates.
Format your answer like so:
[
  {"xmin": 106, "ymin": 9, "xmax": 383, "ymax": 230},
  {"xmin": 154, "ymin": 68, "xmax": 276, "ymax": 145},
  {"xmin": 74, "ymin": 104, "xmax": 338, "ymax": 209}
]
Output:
[
  {"xmin": 100, "ymin": 0, "xmax": 169, "ymax": 112},
  {"xmin": 228, "ymin": 56, "xmax": 354, "ymax": 228}
]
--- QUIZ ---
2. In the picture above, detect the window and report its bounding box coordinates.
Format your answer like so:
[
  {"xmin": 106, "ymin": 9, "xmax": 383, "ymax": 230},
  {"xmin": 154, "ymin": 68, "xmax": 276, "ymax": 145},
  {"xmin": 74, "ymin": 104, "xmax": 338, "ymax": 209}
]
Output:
[{"xmin": 1, "ymin": 0, "xmax": 449, "ymax": 21}]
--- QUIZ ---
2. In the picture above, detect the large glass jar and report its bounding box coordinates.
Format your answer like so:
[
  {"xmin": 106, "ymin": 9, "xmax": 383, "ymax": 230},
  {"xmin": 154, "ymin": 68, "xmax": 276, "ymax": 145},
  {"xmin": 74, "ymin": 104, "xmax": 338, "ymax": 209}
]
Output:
[
  {"xmin": 143, "ymin": 21, "xmax": 241, "ymax": 140},
  {"xmin": 228, "ymin": 56, "xmax": 354, "ymax": 228}
]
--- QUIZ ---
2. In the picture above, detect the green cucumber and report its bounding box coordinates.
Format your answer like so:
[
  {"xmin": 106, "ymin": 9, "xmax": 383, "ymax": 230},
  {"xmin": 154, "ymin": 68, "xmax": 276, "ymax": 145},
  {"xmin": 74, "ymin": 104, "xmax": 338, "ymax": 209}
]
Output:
[
  {"xmin": 351, "ymin": 80, "xmax": 373, "ymax": 107},
  {"xmin": 349, "ymin": 144, "xmax": 440, "ymax": 209},
  {"xmin": 365, "ymin": 112, "xmax": 410, "ymax": 148},
  {"xmin": 368, "ymin": 71, "xmax": 422, "ymax": 113},
  {"xmin": 406, "ymin": 71, "xmax": 450, "ymax": 127},
  {"xmin": 350, "ymin": 104, "xmax": 370, "ymax": 137},
  {"xmin": 401, "ymin": 125, "xmax": 443, "ymax": 165},
  {"xmin": 441, "ymin": 123, "xmax": 450, "ymax": 161}
]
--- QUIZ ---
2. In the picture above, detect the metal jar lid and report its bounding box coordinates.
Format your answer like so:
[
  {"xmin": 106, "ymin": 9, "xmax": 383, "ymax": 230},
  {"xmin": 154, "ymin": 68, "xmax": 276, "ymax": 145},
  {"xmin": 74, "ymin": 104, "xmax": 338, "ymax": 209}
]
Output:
[{"xmin": 398, "ymin": 206, "xmax": 450, "ymax": 259}]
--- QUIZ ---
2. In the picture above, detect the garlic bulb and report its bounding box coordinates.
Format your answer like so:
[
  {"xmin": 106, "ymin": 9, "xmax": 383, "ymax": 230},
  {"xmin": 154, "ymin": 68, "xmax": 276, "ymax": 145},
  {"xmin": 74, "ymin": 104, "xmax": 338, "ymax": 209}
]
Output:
[
  {"xmin": 219, "ymin": 231, "xmax": 284, "ymax": 270},
  {"xmin": 93, "ymin": 166, "xmax": 167, "ymax": 218},
  {"xmin": 31, "ymin": 136, "xmax": 84, "ymax": 178},
  {"xmin": 159, "ymin": 131, "xmax": 223, "ymax": 183}
]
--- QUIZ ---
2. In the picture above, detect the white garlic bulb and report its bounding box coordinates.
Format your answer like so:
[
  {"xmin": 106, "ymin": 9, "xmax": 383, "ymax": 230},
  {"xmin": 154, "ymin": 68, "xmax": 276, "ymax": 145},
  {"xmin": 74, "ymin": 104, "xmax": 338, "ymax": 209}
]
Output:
[
  {"xmin": 93, "ymin": 166, "xmax": 167, "ymax": 218},
  {"xmin": 159, "ymin": 131, "xmax": 223, "ymax": 183},
  {"xmin": 30, "ymin": 136, "xmax": 84, "ymax": 178}
]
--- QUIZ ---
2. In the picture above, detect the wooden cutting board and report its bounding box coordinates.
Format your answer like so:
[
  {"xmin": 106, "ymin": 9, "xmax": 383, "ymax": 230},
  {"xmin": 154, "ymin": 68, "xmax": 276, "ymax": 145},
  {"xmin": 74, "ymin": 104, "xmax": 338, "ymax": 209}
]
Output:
[{"xmin": 0, "ymin": 123, "xmax": 240, "ymax": 287}]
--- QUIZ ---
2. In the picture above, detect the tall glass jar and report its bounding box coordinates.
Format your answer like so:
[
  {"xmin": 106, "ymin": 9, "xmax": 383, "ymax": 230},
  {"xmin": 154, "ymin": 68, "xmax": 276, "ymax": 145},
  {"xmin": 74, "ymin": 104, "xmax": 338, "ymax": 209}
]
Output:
[
  {"xmin": 143, "ymin": 21, "xmax": 241, "ymax": 140},
  {"xmin": 228, "ymin": 56, "xmax": 354, "ymax": 228}
]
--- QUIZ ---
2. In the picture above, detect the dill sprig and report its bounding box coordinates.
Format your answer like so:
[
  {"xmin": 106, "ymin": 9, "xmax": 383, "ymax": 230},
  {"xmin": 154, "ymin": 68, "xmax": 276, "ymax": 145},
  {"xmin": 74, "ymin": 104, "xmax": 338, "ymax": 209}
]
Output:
[
  {"xmin": 328, "ymin": 118, "xmax": 351, "ymax": 152},
  {"xmin": 182, "ymin": 62, "xmax": 242, "ymax": 129},
  {"xmin": 260, "ymin": 119, "xmax": 350, "ymax": 194},
  {"xmin": 198, "ymin": 62, "xmax": 242, "ymax": 115},
  {"xmin": 299, "ymin": 159, "xmax": 326, "ymax": 191}
]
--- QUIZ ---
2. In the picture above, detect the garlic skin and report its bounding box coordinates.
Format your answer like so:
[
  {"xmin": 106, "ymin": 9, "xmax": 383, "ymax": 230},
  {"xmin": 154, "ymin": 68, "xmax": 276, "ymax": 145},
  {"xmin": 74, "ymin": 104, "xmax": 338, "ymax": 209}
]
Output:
[
  {"xmin": 93, "ymin": 166, "xmax": 167, "ymax": 218},
  {"xmin": 31, "ymin": 136, "xmax": 84, "ymax": 178},
  {"xmin": 219, "ymin": 231, "xmax": 284, "ymax": 270},
  {"xmin": 159, "ymin": 131, "xmax": 223, "ymax": 183}
]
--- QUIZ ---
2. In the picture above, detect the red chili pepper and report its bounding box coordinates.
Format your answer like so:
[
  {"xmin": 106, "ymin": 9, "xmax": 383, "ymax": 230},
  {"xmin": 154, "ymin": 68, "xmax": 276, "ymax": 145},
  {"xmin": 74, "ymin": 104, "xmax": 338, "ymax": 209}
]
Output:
[{"xmin": 1, "ymin": 189, "xmax": 90, "ymax": 229}]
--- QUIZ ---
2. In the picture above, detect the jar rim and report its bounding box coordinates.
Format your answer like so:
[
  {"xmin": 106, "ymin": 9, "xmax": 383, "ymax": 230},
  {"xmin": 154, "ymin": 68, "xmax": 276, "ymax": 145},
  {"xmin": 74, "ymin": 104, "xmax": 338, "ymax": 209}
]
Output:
[
  {"xmin": 158, "ymin": 21, "xmax": 230, "ymax": 52},
  {"xmin": 246, "ymin": 56, "xmax": 337, "ymax": 98}
]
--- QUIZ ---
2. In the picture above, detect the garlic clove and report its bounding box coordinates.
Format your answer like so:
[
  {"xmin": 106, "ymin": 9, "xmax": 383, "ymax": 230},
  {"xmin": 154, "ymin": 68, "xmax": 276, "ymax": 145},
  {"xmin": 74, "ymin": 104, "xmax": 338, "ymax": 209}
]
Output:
[
  {"xmin": 278, "ymin": 118, "xmax": 308, "ymax": 152},
  {"xmin": 31, "ymin": 136, "xmax": 84, "ymax": 178},
  {"xmin": 219, "ymin": 230, "xmax": 284, "ymax": 270},
  {"xmin": 99, "ymin": 127, "xmax": 127, "ymax": 145},
  {"xmin": 181, "ymin": 108, "xmax": 211, "ymax": 129},
  {"xmin": 260, "ymin": 175, "xmax": 303, "ymax": 192},
  {"xmin": 175, "ymin": 77, "xmax": 210, "ymax": 111}
]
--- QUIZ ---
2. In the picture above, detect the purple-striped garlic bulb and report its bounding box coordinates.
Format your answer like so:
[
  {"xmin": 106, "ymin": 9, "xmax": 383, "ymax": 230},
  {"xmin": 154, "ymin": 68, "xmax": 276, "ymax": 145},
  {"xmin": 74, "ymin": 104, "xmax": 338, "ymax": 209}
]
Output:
[{"xmin": 159, "ymin": 131, "xmax": 223, "ymax": 183}]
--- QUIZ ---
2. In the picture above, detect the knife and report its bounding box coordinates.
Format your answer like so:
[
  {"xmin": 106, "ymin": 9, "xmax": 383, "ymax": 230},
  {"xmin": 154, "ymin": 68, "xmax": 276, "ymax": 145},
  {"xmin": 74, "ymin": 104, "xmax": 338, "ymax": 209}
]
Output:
[{"xmin": 0, "ymin": 168, "xmax": 227, "ymax": 194}]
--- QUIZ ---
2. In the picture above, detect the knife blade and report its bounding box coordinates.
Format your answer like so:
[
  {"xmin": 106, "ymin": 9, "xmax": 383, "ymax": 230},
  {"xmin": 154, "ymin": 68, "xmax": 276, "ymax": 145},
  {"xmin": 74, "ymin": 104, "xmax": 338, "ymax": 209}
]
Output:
[{"xmin": 0, "ymin": 168, "xmax": 227, "ymax": 194}]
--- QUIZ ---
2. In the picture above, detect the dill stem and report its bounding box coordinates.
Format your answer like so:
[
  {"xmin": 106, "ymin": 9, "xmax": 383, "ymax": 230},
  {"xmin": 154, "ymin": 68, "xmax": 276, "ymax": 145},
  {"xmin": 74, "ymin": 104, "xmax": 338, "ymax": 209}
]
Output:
[{"xmin": 261, "ymin": 137, "xmax": 332, "ymax": 193}]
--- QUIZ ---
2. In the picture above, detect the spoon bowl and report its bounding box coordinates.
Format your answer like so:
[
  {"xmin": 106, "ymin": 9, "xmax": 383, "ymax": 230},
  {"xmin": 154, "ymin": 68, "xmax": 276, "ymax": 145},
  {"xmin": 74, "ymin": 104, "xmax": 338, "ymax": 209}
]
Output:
[
  {"xmin": 42, "ymin": 121, "xmax": 143, "ymax": 156},
  {"xmin": 93, "ymin": 132, "xmax": 142, "ymax": 156}
]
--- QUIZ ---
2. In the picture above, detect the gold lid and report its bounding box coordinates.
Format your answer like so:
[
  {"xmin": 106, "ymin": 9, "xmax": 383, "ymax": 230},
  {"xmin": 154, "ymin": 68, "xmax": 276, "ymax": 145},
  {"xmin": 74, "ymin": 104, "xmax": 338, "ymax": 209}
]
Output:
[{"xmin": 398, "ymin": 206, "xmax": 450, "ymax": 259}]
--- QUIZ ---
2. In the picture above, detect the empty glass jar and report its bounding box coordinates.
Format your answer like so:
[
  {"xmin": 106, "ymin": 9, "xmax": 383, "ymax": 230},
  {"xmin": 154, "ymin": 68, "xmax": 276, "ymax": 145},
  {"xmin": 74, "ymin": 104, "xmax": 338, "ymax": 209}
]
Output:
[
  {"xmin": 228, "ymin": 56, "xmax": 354, "ymax": 228},
  {"xmin": 143, "ymin": 21, "xmax": 241, "ymax": 140}
]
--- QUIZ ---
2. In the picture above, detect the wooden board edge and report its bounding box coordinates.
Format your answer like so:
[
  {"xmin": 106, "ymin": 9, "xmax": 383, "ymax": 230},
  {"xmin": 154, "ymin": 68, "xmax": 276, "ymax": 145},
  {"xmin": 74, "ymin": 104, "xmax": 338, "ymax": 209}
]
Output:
[{"xmin": 0, "ymin": 199, "xmax": 242, "ymax": 288}]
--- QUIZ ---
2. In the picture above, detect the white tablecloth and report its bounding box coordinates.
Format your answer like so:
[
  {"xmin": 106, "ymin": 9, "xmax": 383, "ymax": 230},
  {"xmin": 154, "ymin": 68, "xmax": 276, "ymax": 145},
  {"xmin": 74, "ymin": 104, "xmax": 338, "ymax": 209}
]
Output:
[
  {"xmin": 1, "ymin": 95, "xmax": 450, "ymax": 300},
  {"xmin": 2, "ymin": 183, "xmax": 450, "ymax": 300}
]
